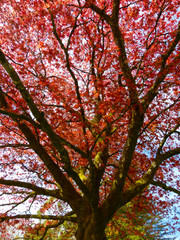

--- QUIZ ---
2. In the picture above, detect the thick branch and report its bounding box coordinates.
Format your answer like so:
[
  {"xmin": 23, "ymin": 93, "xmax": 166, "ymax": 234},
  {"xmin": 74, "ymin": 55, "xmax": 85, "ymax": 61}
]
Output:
[
  {"xmin": 89, "ymin": 4, "xmax": 111, "ymax": 23},
  {"xmin": 0, "ymin": 179, "xmax": 61, "ymax": 199},
  {"xmin": 0, "ymin": 86, "xmax": 8, "ymax": 108},
  {"xmin": 0, "ymin": 214, "xmax": 77, "ymax": 222},
  {"xmin": 112, "ymin": 0, "xmax": 120, "ymax": 20},
  {"xmin": 121, "ymin": 147, "xmax": 180, "ymax": 206},
  {"xmin": 0, "ymin": 109, "xmax": 41, "ymax": 128},
  {"xmin": 18, "ymin": 122, "xmax": 90, "ymax": 199},
  {"xmin": 17, "ymin": 122, "xmax": 92, "ymax": 206},
  {"xmin": 90, "ymin": 4, "xmax": 141, "ymax": 111},
  {"xmin": 158, "ymin": 147, "xmax": 180, "ymax": 161},
  {"xmin": 0, "ymin": 48, "xmax": 42, "ymax": 121},
  {"xmin": 101, "ymin": 144, "xmax": 180, "ymax": 224},
  {"xmin": 0, "ymin": 108, "xmax": 87, "ymax": 158},
  {"xmin": 161, "ymin": 23, "xmax": 180, "ymax": 68},
  {"xmin": 100, "ymin": 110, "xmax": 144, "ymax": 222},
  {"xmin": 0, "ymin": 143, "xmax": 29, "ymax": 148},
  {"xmin": 151, "ymin": 180, "xmax": 180, "ymax": 196}
]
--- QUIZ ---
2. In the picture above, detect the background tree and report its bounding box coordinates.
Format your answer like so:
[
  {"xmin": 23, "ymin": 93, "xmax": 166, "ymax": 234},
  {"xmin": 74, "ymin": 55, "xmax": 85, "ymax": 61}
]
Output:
[{"xmin": 0, "ymin": 0, "xmax": 180, "ymax": 239}]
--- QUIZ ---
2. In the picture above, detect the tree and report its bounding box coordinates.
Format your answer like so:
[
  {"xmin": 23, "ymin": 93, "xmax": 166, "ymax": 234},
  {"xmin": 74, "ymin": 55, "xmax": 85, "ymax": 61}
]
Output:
[{"xmin": 0, "ymin": 0, "xmax": 179, "ymax": 239}]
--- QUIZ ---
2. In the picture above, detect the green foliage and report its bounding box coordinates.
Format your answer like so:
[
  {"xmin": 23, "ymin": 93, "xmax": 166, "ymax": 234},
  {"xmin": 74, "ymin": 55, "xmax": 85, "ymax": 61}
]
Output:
[{"xmin": 106, "ymin": 201, "xmax": 166, "ymax": 240}]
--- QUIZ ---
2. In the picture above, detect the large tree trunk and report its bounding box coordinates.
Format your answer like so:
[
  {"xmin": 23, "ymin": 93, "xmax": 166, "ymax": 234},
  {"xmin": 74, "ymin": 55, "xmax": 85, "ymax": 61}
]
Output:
[{"xmin": 76, "ymin": 213, "xmax": 107, "ymax": 240}]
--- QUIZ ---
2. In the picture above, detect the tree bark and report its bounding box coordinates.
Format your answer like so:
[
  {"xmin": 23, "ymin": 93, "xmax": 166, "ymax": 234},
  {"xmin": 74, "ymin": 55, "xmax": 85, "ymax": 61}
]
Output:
[{"xmin": 76, "ymin": 212, "xmax": 107, "ymax": 240}]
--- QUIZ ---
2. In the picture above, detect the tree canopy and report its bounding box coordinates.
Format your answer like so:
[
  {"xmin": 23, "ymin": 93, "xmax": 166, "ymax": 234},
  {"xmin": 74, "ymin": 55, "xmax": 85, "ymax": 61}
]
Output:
[{"xmin": 0, "ymin": 0, "xmax": 180, "ymax": 239}]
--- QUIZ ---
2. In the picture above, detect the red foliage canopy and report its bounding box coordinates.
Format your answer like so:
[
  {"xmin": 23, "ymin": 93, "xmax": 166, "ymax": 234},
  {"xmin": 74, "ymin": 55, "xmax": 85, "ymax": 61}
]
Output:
[{"xmin": 0, "ymin": 0, "xmax": 179, "ymax": 239}]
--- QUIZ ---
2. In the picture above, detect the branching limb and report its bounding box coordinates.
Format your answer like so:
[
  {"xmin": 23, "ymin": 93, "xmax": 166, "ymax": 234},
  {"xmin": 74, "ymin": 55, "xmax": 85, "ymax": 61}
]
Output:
[
  {"xmin": 39, "ymin": 211, "xmax": 76, "ymax": 240},
  {"xmin": 0, "ymin": 100, "xmax": 87, "ymax": 159},
  {"xmin": 158, "ymin": 147, "xmax": 180, "ymax": 162},
  {"xmin": 0, "ymin": 48, "xmax": 42, "ymax": 121},
  {"xmin": 6, "ymin": 54, "xmax": 40, "ymax": 78},
  {"xmin": 16, "ymin": 121, "xmax": 92, "ymax": 207},
  {"xmin": 0, "ymin": 191, "xmax": 36, "ymax": 216},
  {"xmin": 142, "ymin": 23, "xmax": 180, "ymax": 110},
  {"xmin": 39, "ymin": 220, "xmax": 64, "ymax": 240},
  {"xmin": 0, "ymin": 48, "xmax": 87, "ymax": 167},
  {"xmin": 45, "ymin": 1, "xmax": 87, "ymax": 135},
  {"xmin": 90, "ymin": 3, "xmax": 141, "ymax": 112},
  {"xmin": 161, "ymin": 22, "xmax": 180, "ymax": 68},
  {"xmin": 145, "ymin": 0, "xmax": 166, "ymax": 50},
  {"xmin": 139, "ymin": 97, "xmax": 180, "ymax": 136},
  {"xmin": 0, "ymin": 48, "xmax": 88, "ymax": 205},
  {"xmin": 20, "ymin": 162, "xmax": 56, "ymax": 186},
  {"xmin": 156, "ymin": 122, "xmax": 180, "ymax": 156},
  {"xmin": 0, "ymin": 109, "xmax": 41, "ymax": 128},
  {"xmin": 89, "ymin": 4, "xmax": 111, "ymax": 23}
]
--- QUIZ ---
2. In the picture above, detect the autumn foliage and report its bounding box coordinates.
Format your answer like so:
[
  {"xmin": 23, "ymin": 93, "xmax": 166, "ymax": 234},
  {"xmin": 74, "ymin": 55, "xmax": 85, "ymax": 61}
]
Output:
[{"xmin": 0, "ymin": 0, "xmax": 180, "ymax": 239}]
